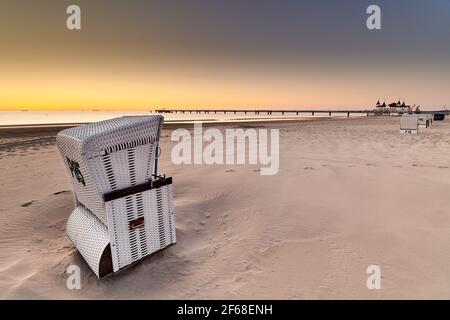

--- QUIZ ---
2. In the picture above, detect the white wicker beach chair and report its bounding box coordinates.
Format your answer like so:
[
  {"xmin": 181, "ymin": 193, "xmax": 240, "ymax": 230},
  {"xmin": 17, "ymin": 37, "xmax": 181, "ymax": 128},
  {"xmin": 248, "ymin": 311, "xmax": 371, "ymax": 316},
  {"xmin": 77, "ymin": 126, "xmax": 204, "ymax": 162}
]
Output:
[
  {"xmin": 56, "ymin": 116, "xmax": 176, "ymax": 278},
  {"xmin": 400, "ymin": 114, "xmax": 419, "ymax": 134},
  {"xmin": 417, "ymin": 114, "xmax": 430, "ymax": 129}
]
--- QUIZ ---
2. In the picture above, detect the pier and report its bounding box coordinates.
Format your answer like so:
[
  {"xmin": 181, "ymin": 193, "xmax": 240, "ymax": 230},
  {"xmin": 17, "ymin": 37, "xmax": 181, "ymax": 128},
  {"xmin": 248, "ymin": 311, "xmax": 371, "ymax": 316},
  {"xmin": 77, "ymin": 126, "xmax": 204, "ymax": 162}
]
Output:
[
  {"xmin": 155, "ymin": 108, "xmax": 448, "ymax": 118},
  {"xmin": 156, "ymin": 109, "xmax": 377, "ymax": 118}
]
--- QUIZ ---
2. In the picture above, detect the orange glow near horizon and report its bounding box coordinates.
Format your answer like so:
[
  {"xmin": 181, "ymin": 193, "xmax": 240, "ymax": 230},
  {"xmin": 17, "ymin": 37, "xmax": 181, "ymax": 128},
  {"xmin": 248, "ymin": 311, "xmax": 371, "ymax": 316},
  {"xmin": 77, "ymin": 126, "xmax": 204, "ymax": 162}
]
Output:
[{"xmin": 2, "ymin": 59, "xmax": 449, "ymax": 111}]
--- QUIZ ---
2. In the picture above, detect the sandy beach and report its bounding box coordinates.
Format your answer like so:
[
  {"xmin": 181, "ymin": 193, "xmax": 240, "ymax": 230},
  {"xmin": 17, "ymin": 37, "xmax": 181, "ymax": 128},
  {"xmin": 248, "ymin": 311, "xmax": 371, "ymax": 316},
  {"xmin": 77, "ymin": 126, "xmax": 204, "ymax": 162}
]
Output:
[{"xmin": 1, "ymin": 116, "xmax": 450, "ymax": 299}]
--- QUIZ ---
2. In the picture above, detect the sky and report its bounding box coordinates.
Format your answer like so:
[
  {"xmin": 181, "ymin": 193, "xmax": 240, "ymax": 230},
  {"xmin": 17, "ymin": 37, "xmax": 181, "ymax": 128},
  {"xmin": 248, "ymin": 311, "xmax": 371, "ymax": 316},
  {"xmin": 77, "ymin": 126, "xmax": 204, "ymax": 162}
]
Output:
[{"xmin": 0, "ymin": 0, "xmax": 449, "ymax": 111}]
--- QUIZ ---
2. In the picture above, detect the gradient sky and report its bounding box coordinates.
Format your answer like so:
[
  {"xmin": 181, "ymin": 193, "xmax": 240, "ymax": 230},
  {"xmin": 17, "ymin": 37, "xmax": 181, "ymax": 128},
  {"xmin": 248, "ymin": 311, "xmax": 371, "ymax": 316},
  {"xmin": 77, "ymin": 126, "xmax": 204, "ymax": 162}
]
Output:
[{"xmin": 1, "ymin": 0, "xmax": 449, "ymax": 110}]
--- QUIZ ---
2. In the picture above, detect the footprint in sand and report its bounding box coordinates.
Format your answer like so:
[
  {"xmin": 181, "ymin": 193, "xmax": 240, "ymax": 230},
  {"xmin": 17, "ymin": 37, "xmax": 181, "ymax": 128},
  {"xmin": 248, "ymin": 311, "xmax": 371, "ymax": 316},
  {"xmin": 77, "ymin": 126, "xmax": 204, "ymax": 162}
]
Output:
[
  {"xmin": 303, "ymin": 167, "xmax": 315, "ymax": 170},
  {"xmin": 21, "ymin": 200, "xmax": 37, "ymax": 208},
  {"xmin": 225, "ymin": 170, "xmax": 235, "ymax": 173},
  {"xmin": 53, "ymin": 190, "xmax": 71, "ymax": 196}
]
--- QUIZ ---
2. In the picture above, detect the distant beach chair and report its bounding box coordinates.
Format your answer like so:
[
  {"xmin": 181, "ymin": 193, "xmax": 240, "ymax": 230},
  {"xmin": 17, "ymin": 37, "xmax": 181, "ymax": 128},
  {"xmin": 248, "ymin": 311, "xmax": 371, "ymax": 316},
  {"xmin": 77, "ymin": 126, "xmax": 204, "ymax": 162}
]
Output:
[
  {"xmin": 56, "ymin": 116, "xmax": 175, "ymax": 278},
  {"xmin": 417, "ymin": 114, "xmax": 430, "ymax": 129},
  {"xmin": 400, "ymin": 114, "xmax": 419, "ymax": 134}
]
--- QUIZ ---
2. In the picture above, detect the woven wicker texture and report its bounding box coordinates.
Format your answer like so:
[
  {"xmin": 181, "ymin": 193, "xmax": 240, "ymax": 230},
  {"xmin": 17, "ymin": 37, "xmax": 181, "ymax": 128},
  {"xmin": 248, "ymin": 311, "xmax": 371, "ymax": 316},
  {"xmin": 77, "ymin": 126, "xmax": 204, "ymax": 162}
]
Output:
[
  {"xmin": 56, "ymin": 116, "xmax": 163, "ymax": 224},
  {"xmin": 106, "ymin": 184, "xmax": 175, "ymax": 271},
  {"xmin": 66, "ymin": 205, "xmax": 110, "ymax": 277},
  {"xmin": 57, "ymin": 116, "xmax": 176, "ymax": 277}
]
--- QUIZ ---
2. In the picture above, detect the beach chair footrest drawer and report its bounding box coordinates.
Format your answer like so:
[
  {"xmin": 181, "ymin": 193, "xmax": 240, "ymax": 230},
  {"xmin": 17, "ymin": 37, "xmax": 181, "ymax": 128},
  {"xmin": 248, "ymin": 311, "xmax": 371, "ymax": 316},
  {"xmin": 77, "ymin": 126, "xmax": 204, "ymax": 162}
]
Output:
[{"xmin": 66, "ymin": 206, "xmax": 113, "ymax": 278}]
